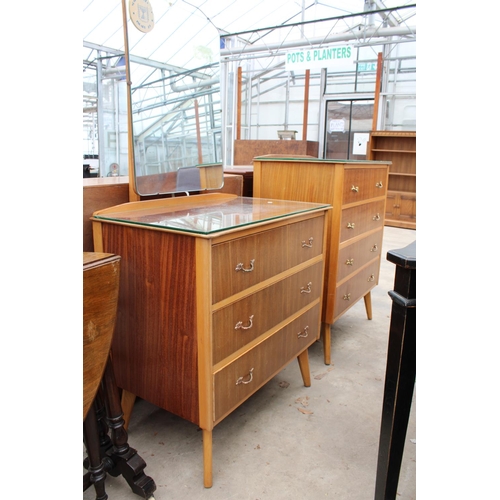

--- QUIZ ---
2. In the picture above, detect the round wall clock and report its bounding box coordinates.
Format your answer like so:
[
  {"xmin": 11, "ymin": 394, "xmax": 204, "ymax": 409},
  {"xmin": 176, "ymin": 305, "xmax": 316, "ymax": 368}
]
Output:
[{"xmin": 129, "ymin": 0, "xmax": 154, "ymax": 33}]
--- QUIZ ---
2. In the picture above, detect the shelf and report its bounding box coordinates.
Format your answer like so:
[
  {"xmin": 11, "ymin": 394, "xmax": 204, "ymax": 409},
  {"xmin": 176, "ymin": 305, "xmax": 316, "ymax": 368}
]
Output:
[
  {"xmin": 371, "ymin": 149, "xmax": 415, "ymax": 154},
  {"xmin": 371, "ymin": 131, "xmax": 416, "ymax": 137},
  {"xmin": 368, "ymin": 131, "xmax": 416, "ymax": 230},
  {"xmin": 387, "ymin": 189, "xmax": 416, "ymax": 196}
]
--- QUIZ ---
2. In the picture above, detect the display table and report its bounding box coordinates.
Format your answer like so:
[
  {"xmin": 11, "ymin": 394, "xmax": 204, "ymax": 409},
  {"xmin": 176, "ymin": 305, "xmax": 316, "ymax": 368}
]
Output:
[
  {"xmin": 91, "ymin": 193, "xmax": 330, "ymax": 487},
  {"xmin": 253, "ymin": 157, "xmax": 391, "ymax": 364}
]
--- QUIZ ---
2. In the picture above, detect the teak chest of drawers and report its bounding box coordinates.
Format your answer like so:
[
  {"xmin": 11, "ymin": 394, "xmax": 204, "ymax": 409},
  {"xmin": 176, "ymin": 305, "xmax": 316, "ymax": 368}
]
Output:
[
  {"xmin": 253, "ymin": 157, "xmax": 390, "ymax": 365},
  {"xmin": 91, "ymin": 193, "xmax": 330, "ymax": 488}
]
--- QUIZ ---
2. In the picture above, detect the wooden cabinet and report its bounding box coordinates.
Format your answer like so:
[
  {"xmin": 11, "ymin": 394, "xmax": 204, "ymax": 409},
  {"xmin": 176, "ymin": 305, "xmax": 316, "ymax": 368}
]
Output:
[
  {"xmin": 91, "ymin": 193, "xmax": 329, "ymax": 488},
  {"xmin": 252, "ymin": 157, "xmax": 390, "ymax": 365},
  {"xmin": 233, "ymin": 139, "xmax": 319, "ymax": 165},
  {"xmin": 367, "ymin": 131, "xmax": 416, "ymax": 229}
]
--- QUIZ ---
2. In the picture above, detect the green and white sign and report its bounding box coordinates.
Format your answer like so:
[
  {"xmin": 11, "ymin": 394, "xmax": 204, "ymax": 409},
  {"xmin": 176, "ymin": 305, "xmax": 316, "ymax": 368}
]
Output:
[{"xmin": 285, "ymin": 45, "xmax": 355, "ymax": 71}]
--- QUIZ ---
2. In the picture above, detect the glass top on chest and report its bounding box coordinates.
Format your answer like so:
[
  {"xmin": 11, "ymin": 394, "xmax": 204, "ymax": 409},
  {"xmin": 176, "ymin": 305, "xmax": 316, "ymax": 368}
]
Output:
[{"xmin": 93, "ymin": 195, "xmax": 329, "ymax": 236}]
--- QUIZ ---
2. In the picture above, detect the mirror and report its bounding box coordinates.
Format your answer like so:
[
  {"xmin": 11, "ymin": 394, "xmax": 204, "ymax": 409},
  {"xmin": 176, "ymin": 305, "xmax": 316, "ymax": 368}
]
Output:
[
  {"xmin": 123, "ymin": 1, "xmax": 224, "ymax": 197},
  {"xmin": 134, "ymin": 162, "xmax": 223, "ymax": 195}
]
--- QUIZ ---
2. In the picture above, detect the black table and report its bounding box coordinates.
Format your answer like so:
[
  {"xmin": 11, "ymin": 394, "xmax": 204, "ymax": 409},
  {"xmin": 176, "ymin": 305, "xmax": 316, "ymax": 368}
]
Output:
[
  {"xmin": 83, "ymin": 358, "xmax": 157, "ymax": 499},
  {"xmin": 374, "ymin": 240, "xmax": 416, "ymax": 500}
]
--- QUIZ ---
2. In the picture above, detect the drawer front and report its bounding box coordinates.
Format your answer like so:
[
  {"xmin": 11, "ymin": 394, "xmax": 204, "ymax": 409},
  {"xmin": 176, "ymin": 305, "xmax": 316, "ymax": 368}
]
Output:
[
  {"xmin": 284, "ymin": 260, "xmax": 324, "ymax": 318},
  {"xmin": 212, "ymin": 262, "xmax": 323, "ymax": 364},
  {"xmin": 339, "ymin": 199, "xmax": 386, "ymax": 243},
  {"xmin": 213, "ymin": 280, "xmax": 287, "ymax": 365},
  {"xmin": 334, "ymin": 259, "xmax": 380, "ymax": 318},
  {"xmin": 281, "ymin": 303, "xmax": 322, "ymax": 353},
  {"xmin": 213, "ymin": 303, "xmax": 320, "ymax": 422},
  {"xmin": 287, "ymin": 215, "xmax": 325, "ymax": 267},
  {"xmin": 337, "ymin": 229, "xmax": 383, "ymax": 282},
  {"xmin": 212, "ymin": 226, "xmax": 289, "ymax": 304},
  {"xmin": 342, "ymin": 168, "xmax": 388, "ymax": 205}
]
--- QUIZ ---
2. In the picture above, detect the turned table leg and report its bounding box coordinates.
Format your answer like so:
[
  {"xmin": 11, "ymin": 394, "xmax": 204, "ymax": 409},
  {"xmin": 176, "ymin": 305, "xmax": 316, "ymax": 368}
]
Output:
[
  {"xmin": 322, "ymin": 322, "xmax": 331, "ymax": 365},
  {"xmin": 102, "ymin": 358, "xmax": 156, "ymax": 498},
  {"xmin": 364, "ymin": 291, "xmax": 373, "ymax": 320},
  {"xmin": 203, "ymin": 429, "xmax": 213, "ymax": 488},
  {"xmin": 297, "ymin": 349, "xmax": 312, "ymax": 387},
  {"xmin": 83, "ymin": 390, "xmax": 113, "ymax": 476},
  {"xmin": 83, "ymin": 402, "xmax": 109, "ymax": 500}
]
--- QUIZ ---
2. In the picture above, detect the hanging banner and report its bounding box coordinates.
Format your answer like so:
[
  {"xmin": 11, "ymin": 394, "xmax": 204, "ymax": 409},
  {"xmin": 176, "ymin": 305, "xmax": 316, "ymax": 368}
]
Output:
[{"xmin": 285, "ymin": 45, "xmax": 355, "ymax": 71}]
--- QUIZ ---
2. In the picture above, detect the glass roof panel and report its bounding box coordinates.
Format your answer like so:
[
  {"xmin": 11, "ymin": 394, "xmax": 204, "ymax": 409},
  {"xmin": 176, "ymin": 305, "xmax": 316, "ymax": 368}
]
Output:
[{"xmin": 84, "ymin": 1, "xmax": 416, "ymax": 70}]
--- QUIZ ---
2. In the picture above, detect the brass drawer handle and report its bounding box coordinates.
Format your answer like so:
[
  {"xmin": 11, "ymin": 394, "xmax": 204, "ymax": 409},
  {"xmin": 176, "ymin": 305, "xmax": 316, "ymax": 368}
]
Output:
[
  {"xmin": 235, "ymin": 259, "xmax": 255, "ymax": 272},
  {"xmin": 351, "ymin": 185, "xmax": 359, "ymax": 193},
  {"xmin": 371, "ymin": 244, "xmax": 378, "ymax": 252},
  {"xmin": 345, "ymin": 258, "xmax": 354, "ymax": 266},
  {"xmin": 376, "ymin": 181, "xmax": 384, "ymax": 188},
  {"xmin": 368, "ymin": 274, "xmax": 375, "ymax": 282},
  {"xmin": 372, "ymin": 213, "xmax": 381, "ymax": 221},
  {"xmin": 297, "ymin": 326, "xmax": 309, "ymax": 338},
  {"xmin": 236, "ymin": 368, "xmax": 254, "ymax": 385},
  {"xmin": 347, "ymin": 222, "xmax": 355, "ymax": 229},
  {"xmin": 302, "ymin": 237, "xmax": 313, "ymax": 248},
  {"xmin": 300, "ymin": 282, "xmax": 312, "ymax": 294},
  {"xmin": 235, "ymin": 315, "xmax": 254, "ymax": 330},
  {"xmin": 343, "ymin": 293, "xmax": 351, "ymax": 301}
]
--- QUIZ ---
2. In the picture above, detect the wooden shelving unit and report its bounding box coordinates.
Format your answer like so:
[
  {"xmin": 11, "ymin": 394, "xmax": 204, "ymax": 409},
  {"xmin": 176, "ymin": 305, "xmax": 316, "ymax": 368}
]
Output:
[{"xmin": 367, "ymin": 131, "xmax": 416, "ymax": 229}]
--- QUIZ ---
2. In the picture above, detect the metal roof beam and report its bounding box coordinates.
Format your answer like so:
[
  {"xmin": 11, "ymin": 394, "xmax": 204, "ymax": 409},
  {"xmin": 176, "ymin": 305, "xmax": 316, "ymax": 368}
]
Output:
[{"xmin": 220, "ymin": 26, "xmax": 415, "ymax": 57}]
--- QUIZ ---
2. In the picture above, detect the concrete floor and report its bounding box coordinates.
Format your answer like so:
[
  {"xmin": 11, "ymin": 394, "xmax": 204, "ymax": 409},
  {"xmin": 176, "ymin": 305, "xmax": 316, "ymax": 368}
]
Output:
[{"xmin": 84, "ymin": 226, "xmax": 416, "ymax": 500}]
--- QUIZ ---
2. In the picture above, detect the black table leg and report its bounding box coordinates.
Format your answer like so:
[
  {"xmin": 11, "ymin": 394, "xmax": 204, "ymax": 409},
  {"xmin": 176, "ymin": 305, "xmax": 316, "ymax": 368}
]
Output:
[
  {"xmin": 83, "ymin": 402, "xmax": 109, "ymax": 500},
  {"xmin": 101, "ymin": 357, "xmax": 157, "ymax": 499},
  {"xmin": 374, "ymin": 241, "xmax": 416, "ymax": 500}
]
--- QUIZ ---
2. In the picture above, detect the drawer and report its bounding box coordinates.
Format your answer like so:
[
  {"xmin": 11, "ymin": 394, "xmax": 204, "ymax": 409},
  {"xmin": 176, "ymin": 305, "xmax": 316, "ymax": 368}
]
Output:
[
  {"xmin": 284, "ymin": 260, "xmax": 324, "ymax": 321},
  {"xmin": 334, "ymin": 259, "xmax": 380, "ymax": 318},
  {"xmin": 287, "ymin": 215, "xmax": 325, "ymax": 267},
  {"xmin": 339, "ymin": 199, "xmax": 386, "ymax": 243},
  {"xmin": 212, "ymin": 261, "xmax": 324, "ymax": 364},
  {"xmin": 212, "ymin": 226, "xmax": 289, "ymax": 303},
  {"xmin": 213, "ymin": 303, "xmax": 320, "ymax": 422},
  {"xmin": 337, "ymin": 229, "xmax": 383, "ymax": 282},
  {"xmin": 342, "ymin": 168, "xmax": 388, "ymax": 205}
]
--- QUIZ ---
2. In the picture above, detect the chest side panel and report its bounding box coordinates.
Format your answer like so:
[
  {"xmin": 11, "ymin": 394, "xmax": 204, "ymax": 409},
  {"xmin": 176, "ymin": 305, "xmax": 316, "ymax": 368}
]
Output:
[{"xmin": 101, "ymin": 223, "xmax": 200, "ymax": 424}]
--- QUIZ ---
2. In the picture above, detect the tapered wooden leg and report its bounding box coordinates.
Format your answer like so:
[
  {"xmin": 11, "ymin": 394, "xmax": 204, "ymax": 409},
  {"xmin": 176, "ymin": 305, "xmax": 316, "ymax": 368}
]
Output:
[
  {"xmin": 121, "ymin": 389, "xmax": 136, "ymax": 430},
  {"xmin": 297, "ymin": 349, "xmax": 311, "ymax": 386},
  {"xmin": 203, "ymin": 429, "xmax": 213, "ymax": 488},
  {"xmin": 322, "ymin": 322, "xmax": 331, "ymax": 365},
  {"xmin": 364, "ymin": 291, "xmax": 373, "ymax": 320}
]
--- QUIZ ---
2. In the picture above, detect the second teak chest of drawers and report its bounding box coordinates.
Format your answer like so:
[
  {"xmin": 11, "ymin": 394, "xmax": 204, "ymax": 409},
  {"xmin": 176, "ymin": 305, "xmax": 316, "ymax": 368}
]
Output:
[
  {"xmin": 91, "ymin": 193, "xmax": 330, "ymax": 488},
  {"xmin": 253, "ymin": 157, "xmax": 390, "ymax": 364}
]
